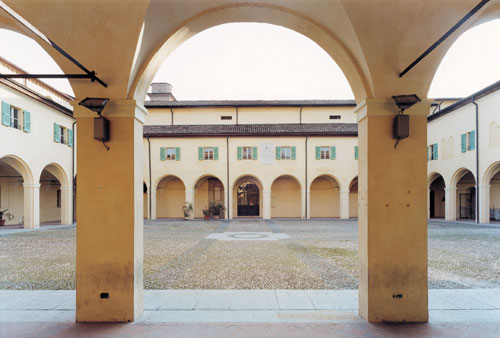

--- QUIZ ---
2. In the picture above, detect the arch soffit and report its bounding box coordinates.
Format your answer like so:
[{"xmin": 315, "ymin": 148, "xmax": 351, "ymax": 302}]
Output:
[
  {"xmin": 192, "ymin": 174, "xmax": 225, "ymax": 192},
  {"xmin": 271, "ymin": 174, "xmax": 302, "ymax": 191},
  {"xmin": 130, "ymin": 3, "xmax": 371, "ymax": 103},
  {"xmin": 232, "ymin": 174, "xmax": 264, "ymax": 191},
  {"xmin": 310, "ymin": 173, "xmax": 343, "ymax": 191},
  {"xmin": 154, "ymin": 174, "xmax": 186, "ymax": 191},
  {"xmin": 0, "ymin": 155, "xmax": 34, "ymax": 184},
  {"xmin": 427, "ymin": 172, "xmax": 446, "ymax": 189},
  {"xmin": 39, "ymin": 163, "xmax": 70, "ymax": 187},
  {"xmin": 482, "ymin": 161, "xmax": 500, "ymax": 186},
  {"xmin": 450, "ymin": 167, "xmax": 476, "ymax": 188}
]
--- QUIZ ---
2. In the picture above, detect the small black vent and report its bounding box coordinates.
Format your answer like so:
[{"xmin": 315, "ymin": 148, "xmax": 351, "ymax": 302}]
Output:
[
  {"xmin": 329, "ymin": 115, "xmax": 341, "ymax": 120},
  {"xmin": 221, "ymin": 116, "xmax": 232, "ymax": 120}
]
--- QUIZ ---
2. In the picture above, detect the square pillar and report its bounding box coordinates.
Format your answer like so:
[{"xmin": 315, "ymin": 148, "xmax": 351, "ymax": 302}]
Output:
[
  {"xmin": 150, "ymin": 191, "xmax": 157, "ymax": 220},
  {"xmin": 224, "ymin": 191, "xmax": 230, "ymax": 219},
  {"xmin": 356, "ymin": 98, "xmax": 430, "ymax": 323},
  {"xmin": 74, "ymin": 100, "xmax": 145, "ymax": 322},
  {"xmin": 478, "ymin": 184, "xmax": 490, "ymax": 224},
  {"xmin": 60, "ymin": 186, "xmax": 73, "ymax": 225},
  {"xmin": 301, "ymin": 189, "xmax": 306, "ymax": 219},
  {"xmin": 185, "ymin": 190, "xmax": 194, "ymax": 219},
  {"xmin": 340, "ymin": 190, "xmax": 350, "ymax": 219},
  {"xmin": 263, "ymin": 189, "xmax": 271, "ymax": 219},
  {"xmin": 445, "ymin": 188, "xmax": 457, "ymax": 221},
  {"xmin": 23, "ymin": 183, "xmax": 40, "ymax": 229}
]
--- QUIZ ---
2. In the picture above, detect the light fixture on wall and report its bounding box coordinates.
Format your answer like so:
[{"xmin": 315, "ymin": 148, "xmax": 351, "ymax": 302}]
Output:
[
  {"xmin": 78, "ymin": 97, "xmax": 110, "ymax": 151},
  {"xmin": 392, "ymin": 94, "xmax": 420, "ymax": 149}
]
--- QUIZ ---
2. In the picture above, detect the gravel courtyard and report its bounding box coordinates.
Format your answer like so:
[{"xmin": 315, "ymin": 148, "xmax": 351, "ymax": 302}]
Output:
[{"xmin": 0, "ymin": 219, "xmax": 499, "ymax": 290}]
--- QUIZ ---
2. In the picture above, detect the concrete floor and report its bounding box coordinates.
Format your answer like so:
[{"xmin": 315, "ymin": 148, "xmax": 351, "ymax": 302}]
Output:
[{"xmin": 1, "ymin": 289, "xmax": 499, "ymax": 337}]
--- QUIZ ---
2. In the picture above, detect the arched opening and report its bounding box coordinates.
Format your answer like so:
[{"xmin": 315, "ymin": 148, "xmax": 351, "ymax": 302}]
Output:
[
  {"xmin": 349, "ymin": 177, "xmax": 358, "ymax": 218},
  {"xmin": 233, "ymin": 176, "xmax": 262, "ymax": 217},
  {"xmin": 271, "ymin": 175, "xmax": 301, "ymax": 218},
  {"xmin": 483, "ymin": 162, "xmax": 500, "ymax": 222},
  {"xmin": 39, "ymin": 164, "xmax": 70, "ymax": 225},
  {"xmin": 310, "ymin": 175, "xmax": 340, "ymax": 218},
  {"xmin": 156, "ymin": 176, "xmax": 185, "ymax": 219},
  {"xmin": 143, "ymin": 182, "xmax": 149, "ymax": 219},
  {"xmin": 194, "ymin": 176, "xmax": 225, "ymax": 219},
  {"xmin": 454, "ymin": 170, "xmax": 476, "ymax": 220},
  {"xmin": 429, "ymin": 174, "xmax": 446, "ymax": 219},
  {"xmin": 0, "ymin": 159, "xmax": 25, "ymax": 225}
]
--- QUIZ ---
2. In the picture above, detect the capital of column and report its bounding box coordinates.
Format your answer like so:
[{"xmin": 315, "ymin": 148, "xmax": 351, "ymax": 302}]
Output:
[
  {"xmin": 71, "ymin": 99, "xmax": 147, "ymax": 123},
  {"xmin": 477, "ymin": 184, "xmax": 491, "ymax": 190},
  {"xmin": 340, "ymin": 189, "xmax": 350, "ymax": 194},
  {"xmin": 23, "ymin": 183, "xmax": 41, "ymax": 188},
  {"xmin": 444, "ymin": 188, "xmax": 457, "ymax": 192},
  {"xmin": 60, "ymin": 186, "xmax": 73, "ymax": 191},
  {"xmin": 354, "ymin": 98, "xmax": 433, "ymax": 122}
]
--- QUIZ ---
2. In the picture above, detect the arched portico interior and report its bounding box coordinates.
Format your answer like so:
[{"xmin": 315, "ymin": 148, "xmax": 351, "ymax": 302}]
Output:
[
  {"xmin": 310, "ymin": 175, "xmax": 340, "ymax": 218},
  {"xmin": 233, "ymin": 176, "xmax": 262, "ymax": 217},
  {"xmin": 429, "ymin": 174, "xmax": 445, "ymax": 219},
  {"xmin": 271, "ymin": 175, "xmax": 301, "ymax": 218},
  {"xmin": 194, "ymin": 176, "xmax": 224, "ymax": 219},
  {"xmin": 489, "ymin": 169, "xmax": 500, "ymax": 222},
  {"xmin": 39, "ymin": 164, "xmax": 71, "ymax": 225},
  {"xmin": 482, "ymin": 162, "xmax": 500, "ymax": 223},
  {"xmin": 143, "ymin": 182, "xmax": 148, "ymax": 219},
  {"xmin": 7, "ymin": 0, "xmax": 498, "ymax": 324},
  {"xmin": 156, "ymin": 176, "xmax": 185, "ymax": 219},
  {"xmin": 349, "ymin": 177, "xmax": 358, "ymax": 218},
  {"xmin": 454, "ymin": 170, "xmax": 476, "ymax": 220}
]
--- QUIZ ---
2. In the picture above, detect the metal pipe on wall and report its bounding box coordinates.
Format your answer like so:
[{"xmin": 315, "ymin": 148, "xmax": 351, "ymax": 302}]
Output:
[{"xmin": 472, "ymin": 98, "xmax": 479, "ymax": 223}]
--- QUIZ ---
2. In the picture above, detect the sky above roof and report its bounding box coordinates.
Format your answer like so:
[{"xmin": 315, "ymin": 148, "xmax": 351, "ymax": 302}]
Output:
[{"xmin": 1, "ymin": 20, "xmax": 499, "ymax": 100}]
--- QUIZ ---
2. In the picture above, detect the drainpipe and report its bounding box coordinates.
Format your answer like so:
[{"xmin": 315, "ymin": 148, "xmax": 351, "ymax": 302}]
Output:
[
  {"xmin": 305, "ymin": 136, "xmax": 308, "ymax": 219},
  {"xmin": 236, "ymin": 107, "xmax": 239, "ymax": 125},
  {"xmin": 147, "ymin": 137, "xmax": 152, "ymax": 219},
  {"xmin": 226, "ymin": 136, "xmax": 230, "ymax": 219},
  {"xmin": 169, "ymin": 108, "xmax": 174, "ymax": 125},
  {"xmin": 472, "ymin": 98, "xmax": 479, "ymax": 224},
  {"xmin": 71, "ymin": 121, "xmax": 76, "ymax": 224},
  {"xmin": 299, "ymin": 106, "xmax": 303, "ymax": 124}
]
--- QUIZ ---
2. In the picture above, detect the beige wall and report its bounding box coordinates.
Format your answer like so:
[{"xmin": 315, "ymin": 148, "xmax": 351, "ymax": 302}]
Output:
[
  {"xmin": 271, "ymin": 176, "xmax": 301, "ymax": 218},
  {"xmin": 0, "ymin": 179, "xmax": 23, "ymax": 225},
  {"xmin": 40, "ymin": 184, "xmax": 60, "ymax": 222},
  {"xmin": 310, "ymin": 176, "xmax": 340, "ymax": 218},
  {"xmin": 156, "ymin": 176, "xmax": 185, "ymax": 218}
]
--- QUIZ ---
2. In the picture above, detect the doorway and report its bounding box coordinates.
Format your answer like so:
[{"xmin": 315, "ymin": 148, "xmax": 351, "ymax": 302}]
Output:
[{"xmin": 237, "ymin": 182, "xmax": 260, "ymax": 216}]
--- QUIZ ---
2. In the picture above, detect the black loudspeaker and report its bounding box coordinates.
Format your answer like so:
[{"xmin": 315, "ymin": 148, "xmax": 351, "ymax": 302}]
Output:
[
  {"xmin": 94, "ymin": 117, "xmax": 110, "ymax": 142},
  {"xmin": 393, "ymin": 114, "xmax": 409, "ymax": 140}
]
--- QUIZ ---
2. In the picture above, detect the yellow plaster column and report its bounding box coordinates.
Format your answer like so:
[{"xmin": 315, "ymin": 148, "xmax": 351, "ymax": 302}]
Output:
[
  {"xmin": 306, "ymin": 188, "xmax": 311, "ymax": 219},
  {"xmin": 150, "ymin": 191, "xmax": 157, "ymax": 220},
  {"xmin": 445, "ymin": 188, "xmax": 457, "ymax": 221},
  {"xmin": 340, "ymin": 189, "xmax": 350, "ymax": 219},
  {"xmin": 185, "ymin": 190, "xmax": 194, "ymax": 219},
  {"xmin": 74, "ymin": 100, "xmax": 145, "ymax": 322},
  {"xmin": 263, "ymin": 189, "xmax": 271, "ymax": 219},
  {"xmin": 356, "ymin": 98, "xmax": 430, "ymax": 323},
  {"xmin": 60, "ymin": 186, "xmax": 73, "ymax": 225},
  {"xmin": 224, "ymin": 191, "xmax": 230, "ymax": 219},
  {"xmin": 301, "ymin": 189, "xmax": 307, "ymax": 219},
  {"xmin": 23, "ymin": 183, "xmax": 40, "ymax": 229}
]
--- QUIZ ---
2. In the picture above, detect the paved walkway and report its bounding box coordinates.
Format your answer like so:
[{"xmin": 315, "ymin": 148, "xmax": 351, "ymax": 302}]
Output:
[{"xmin": 1, "ymin": 289, "xmax": 499, "ymax": 337}]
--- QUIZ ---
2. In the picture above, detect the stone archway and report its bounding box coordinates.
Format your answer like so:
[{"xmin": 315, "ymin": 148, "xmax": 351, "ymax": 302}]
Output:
[
  {"xmin": 349, "ymin": 177, "xmax": 358, "ymax": 218},
  {"xmin": 156, "ymin": 175, "xmax": 185, "ymax": 219},
  {"xmin": 309, "ymin": 175, "xmax": 340, "ymax": 218},
  {"xmin": 39, "ymin": 163, "xmax": 71, "ymax": 225},
  {"xmin": 232, "ymin": 175, "xmax": 263, "ymax": 217},
  {"xmin": 194, "ymin": 176, "xmax": 225, "ymax": 219},
  {"xmin": 428, "ymin": 174, "xmax": 446, "ymax": 219},
  {"xmin": 271, "ymin": 175, "xmax": 301, "ymax": 218}
]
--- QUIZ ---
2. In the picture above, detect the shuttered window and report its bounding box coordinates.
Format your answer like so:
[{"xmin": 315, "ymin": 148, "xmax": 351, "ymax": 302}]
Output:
[
  {"xmin": 68, "ymin": 129, "xmax": 73, "ymax": 147},
  {"xmin": 354, "ymin": 146, "xmax": 358, "ymax": 160},
  {"xmin": 461, "ymin": 133, "xmax": 466, "ymax": 153},
  {"xmin": 1, "ymin": 101, "xmax": 9, "ymax": 126},
  {"xmin": 468, "ymin": 130, "xmax": 475, "ymax": 150},
  {"xmin": 54, "ymin": 123, "xmax": 61, "ymax": 143},
  {"xmin": 23, "ymin": 111, "xmax": 31, "ymax": 133},
  {"xmin": 275, "ymin": 146, "xmax": 281, "ymax": 160}
]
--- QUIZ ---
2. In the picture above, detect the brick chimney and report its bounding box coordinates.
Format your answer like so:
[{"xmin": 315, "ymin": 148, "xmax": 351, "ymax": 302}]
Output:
[{"xmin": 147, "ymin": 82, "xmax": 177, "ymax": 102}]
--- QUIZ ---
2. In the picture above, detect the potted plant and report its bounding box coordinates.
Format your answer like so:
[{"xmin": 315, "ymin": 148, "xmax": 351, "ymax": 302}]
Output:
[
  {"xmin": 181, "ymin": 202, "xmax": 193, "ymax": 220},
  {"xmin": 202, "ymin": 207, "xmax": 210, "ymax": 220},
  {"xmin": 208, "ymin": 201, "xmax": 225, "ymax": 220},
  {"xmin": 0, "ymin": 209, "xmax": 14, "ymax": 226}
]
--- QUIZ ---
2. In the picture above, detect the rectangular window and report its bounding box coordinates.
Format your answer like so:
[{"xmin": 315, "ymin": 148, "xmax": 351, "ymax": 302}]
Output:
[
  {"xmin": 281, "ymin": 146, "xmax": 291, "ymax": 160},
  {"xmin": 329, "ymin": 115, "xmax": 341, "ymax": 120},
  {"xmin": 242, "ymin": 146, "xmax": 253, "ymax": 160},
  {"xmin": 221, "ymin": 116, "xmax": 232, "ymax": 120},
  {"xmin": 60, "ymin": 126, "xmax": 66, "ymax": 144},
  {"xmin": 204, "ymin": 147, "xmax": 214, "ymax": 160},
  {"xmin": 320, "ymin": 146, "xmax": 330, "ymax": 159},
  {"xmin": 467, "ymin": 130, "xmax": 476, "ymax": 150},
  {"xmin": 10, "ymin": 106, "xmax": 20, "ymax": 129},
  {"xmin": 56, "ymin": 190, "xmax": 61, "ymax": 208},
  {"xmin": 165, "ymin": 147, "xmax": 176, "ymax": 160}
]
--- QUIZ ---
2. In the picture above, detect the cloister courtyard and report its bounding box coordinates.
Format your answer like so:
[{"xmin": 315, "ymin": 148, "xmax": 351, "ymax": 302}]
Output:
[{"xmin": 0, "ymin": 219, "xmax": 498, "ymax": 291}]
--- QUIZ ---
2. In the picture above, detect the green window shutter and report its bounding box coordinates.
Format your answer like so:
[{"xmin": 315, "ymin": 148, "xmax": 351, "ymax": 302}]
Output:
[
  {"xmin": 237, "ymin": 146, "xmax": 242, "ymax": 160},
  {"xmin": 214, "ymin": 146, "xmax": 219, "ymax": 160},
  {"xmin": 291, "ymin": 146, "xmax": 296, "ymax": 160},
  {"xmin": 469, "ymin": 130, "xmax": 475, "ymax": 150},
  {"xmin": 252, "ymin": 146, "xmax": 257, "ymax": 160},
  {"xmin": 461, "ymin": 133, "xmax": 466, "ymax": 152},
  {"xmin": 175, "ymin": 147, "xmax": 180, "ymax": 161},
  {"xmin": 54, "ymin": 123, "xmax": 60, "ymax": 143},
  {"xmin": 354, "ymin": 146, "xmax": 358, "ymax": 160},
  {"xmin": 315, "ymin": 146, "xmax": 320, "ymax": 160},
  {"xmin": 68, "ymin": 129, "xmax": 73, "ymax": 147},
  {"xmin": 433, "ymin": 143, "xmax": 438, "ymax": 159},
  {"xmin": 198, "ymin": 147, "xmax": 204, "ymax": 160},
  {"xmin": 275, "ymin": 146, "xmax": 281, "ymax": 160},
  {"xmin": 1, "ymin": 101, "xmax": 10, "ymax": 126},
  {"xmin": 160, "ymin": 147, "xmax": 165, "ymax": 161},
  {"xmin": 23, "ymin": 110, "xmax": 31, "ymax": 132},
  {"xmin": 331, "ymin": 146, "xmax": 336, "ymax": 160}
]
